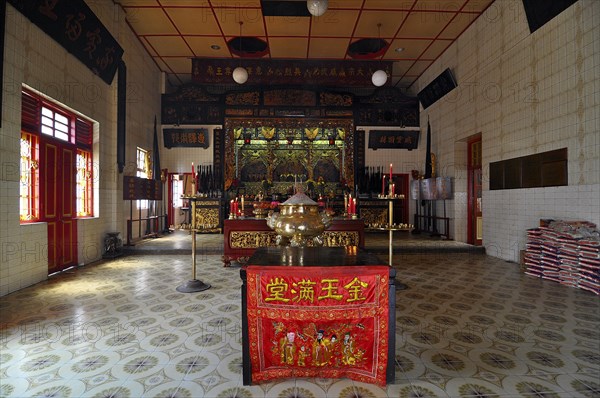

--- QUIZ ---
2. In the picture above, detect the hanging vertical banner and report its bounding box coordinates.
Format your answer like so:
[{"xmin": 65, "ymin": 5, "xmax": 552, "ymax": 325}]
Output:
[
  {"xmin": 8, "ymin": 0, "xmax": 124, "ymax": 84},
  {"xmin": 213, "ymin": 128, "xmax": 224, "ymax": 191},
  {"xmin": 425, "ymin": 120, "xmax": 432, "ymax": 178},
  {"xmin": 246, "ymin": 265, "xmax": 390, "ymax": 386},
  {"xmin": 152, "ymin": 116, "xmax": 161, "ymax": 181},
  {"xmin": 117, "ymin": 61, "xmax": 126, "ymax": 173}
]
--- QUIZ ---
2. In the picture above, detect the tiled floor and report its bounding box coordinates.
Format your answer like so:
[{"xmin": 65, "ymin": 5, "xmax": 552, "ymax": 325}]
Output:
[{"xmin": 1, "ymin": 233, "xmax": 599, "ymax": 397}]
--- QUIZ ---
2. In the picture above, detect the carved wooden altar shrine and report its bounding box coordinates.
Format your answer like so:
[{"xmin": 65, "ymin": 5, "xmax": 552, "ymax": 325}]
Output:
[
  {"xmin": 219, "ymin": 87, "xmax": 358, "ymax": 196},
  {"xmin": 161, "ymin": 84, "xmax": 419, "ymax": 200},
  {"xmin": 224, "ymin": 117, "xmax": 354, "ymax": 196}
]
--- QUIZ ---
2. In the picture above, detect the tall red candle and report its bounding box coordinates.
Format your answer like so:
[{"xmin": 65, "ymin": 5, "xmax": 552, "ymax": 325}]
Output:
[
  {"xmin": 348, "ymin": 194, "xmax": 352, "ymax": 214},
  {"xmin": 389, "ymin": 163, "xmax": 393, "ymax": 180},
  {"xmin": 382, "ymin": 175, "xmax": 386, "ymax": 196},
  {"xmin": 230, "ymin": 199, "xmax": 234, "ymax": 214}
]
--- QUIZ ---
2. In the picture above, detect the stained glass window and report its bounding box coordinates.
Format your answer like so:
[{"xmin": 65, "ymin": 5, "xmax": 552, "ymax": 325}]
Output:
[
  {"xmin": 137, "ymin": 147, "xmax": 149, "ymax": 209},
  {"xmin": 19, "ymin": 133, "xmax": 39, "ymax": 222},
  {"xmin": 76, "ymin": 149, "xmax": 93, "ymax": 217}
]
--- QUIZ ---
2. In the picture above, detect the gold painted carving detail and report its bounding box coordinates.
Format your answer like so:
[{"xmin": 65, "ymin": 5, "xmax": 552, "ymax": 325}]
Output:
[
  {"xmin": 360, "ymin": 209, "xmax": 388, "ymax": 226},
  {"xmin": 194, "ymin": 208, "xmax": 220, "ymax": 229},
  {"xmin": 322, "ymin": 231, "xmax": 359, "ymax": 247},
  {"xmin": 230, "ymin": 231, "xmax": 279, "ymax": 248}
]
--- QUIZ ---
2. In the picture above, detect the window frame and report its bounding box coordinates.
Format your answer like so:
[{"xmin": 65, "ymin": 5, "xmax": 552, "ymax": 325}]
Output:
[
  {"xmin": 19, "ymin": 88, "xmax": 95, "ymax": 223},
  {"xmin": 40, "ymin": 105, "xmax": 73, "ymax": 143}
]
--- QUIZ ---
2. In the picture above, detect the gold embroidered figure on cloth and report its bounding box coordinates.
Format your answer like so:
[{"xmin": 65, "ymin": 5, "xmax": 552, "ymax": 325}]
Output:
[
  {"xmin": 313, "ymin": 330, "xmax": 330, "ymax": 366},
  {"xmin": 270, "ymin": 323, "xmax": 365, "ymax": 368},
  {"xmin": 280, "ymin": 332, "xmax": 296, "ymax": 365}
]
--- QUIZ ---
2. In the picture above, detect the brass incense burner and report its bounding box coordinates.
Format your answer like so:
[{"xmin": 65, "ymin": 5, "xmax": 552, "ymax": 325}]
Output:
[{"xmin": 267, "ymin": 192, "xmax": 331, "ymax": 247}]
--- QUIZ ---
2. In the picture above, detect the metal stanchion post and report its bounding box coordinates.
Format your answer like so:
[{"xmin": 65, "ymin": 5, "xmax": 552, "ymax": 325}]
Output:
[
  {"xmin": 387, "ymin": 198, "xmax": 407, "ymax": 291},
  {"xmin": 176, "ymin": 194, "xmax": 211, "ymax": 293}
]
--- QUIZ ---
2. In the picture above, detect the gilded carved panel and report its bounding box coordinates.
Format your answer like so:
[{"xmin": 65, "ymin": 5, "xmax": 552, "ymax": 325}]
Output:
[
  {"xmin": 229, "ymin": 231, "xmax": 358, "ymax": 248},
  {"xmin": 193, "ymin": 208, "xmax": 221, "ymax": 230},
  {"xmin": 230, "ymin": 232, "xmax": 279, "ymax": 248}
]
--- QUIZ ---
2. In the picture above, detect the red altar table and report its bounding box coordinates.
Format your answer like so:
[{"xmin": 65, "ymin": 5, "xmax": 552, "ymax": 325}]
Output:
[
  {"xmin": 240, "ymin": 246, "xmax": 396, "ymax": 386},
  {"xmin": 223, "ymin": 218, "xmax": 365, "ymax": 266}
]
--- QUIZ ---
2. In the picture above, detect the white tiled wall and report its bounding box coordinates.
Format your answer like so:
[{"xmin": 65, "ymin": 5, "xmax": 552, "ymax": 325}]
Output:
[
  {"xmin": 0, "ymin": 3, "xmax": 161, "ymax": 296},
  {"xmin": 413, "ymin": 0, "xmax": 600, "ymax": 262}
]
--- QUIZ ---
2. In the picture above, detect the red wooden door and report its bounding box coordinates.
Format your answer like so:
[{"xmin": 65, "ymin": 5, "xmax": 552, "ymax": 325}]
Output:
[
  {"xmin": 40, "ymin": 137, "xmax": 77, "ymax": 273},
  {"xmin": 467, "ymin": 137, "xmax": 482, "ymax": 245}
]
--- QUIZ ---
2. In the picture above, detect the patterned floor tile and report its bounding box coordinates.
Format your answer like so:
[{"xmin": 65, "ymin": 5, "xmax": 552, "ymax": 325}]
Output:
[{"xmin": 0, "ymin": 232, "xmax": 598, "ymax": 398}]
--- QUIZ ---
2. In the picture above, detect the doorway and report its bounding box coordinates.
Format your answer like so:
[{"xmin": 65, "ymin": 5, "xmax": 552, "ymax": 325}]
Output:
[{"xmin": 467, "ymin": 136, "xmax": 482, "ymax": 245}]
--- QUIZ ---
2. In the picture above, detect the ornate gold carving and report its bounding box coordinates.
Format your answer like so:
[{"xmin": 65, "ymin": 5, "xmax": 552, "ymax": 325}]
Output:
[
  {"xmin": 264, "ymin": 89, "xmax": 316, "ymax": 106},
  {"xmin": 194, "ymin": 208, "xmax": 220, "ymax": 230},
  {"xmin": 230, "ymin": 231, "xmax": 278, "ymax": 248},
  {"xmin": 196, "ymin": 200, "xmax": 220, "ymax": 206},
  {"xmin": 262, "ymin": 127, "xmax": 275, "ymax": 140},
  {"xmin": 320, "ymin": 92, "xmax": 353, "ymax": 107},
  {"xmin": 322, "ymin": 231, "xmax": 359, "ymax": 247},
  {"xmin": 224, "ymin": 118, "xmax": 355, "ymax": 190},
  {"xmin": 229, "ymin": 230, "xmax": 358, "ymax": 248},
  {"xmin": 305, "ymin": 127, "xmax": 319, "ymax": 141},
  {"xmin": 226, "ymin": 108, "xmax": 255, "ymax": 116},
  {"xmin": 360, "ymin": 209, "xmax": 388, "ymax": 227},
  {"xmin": 225, "ymin": 91, "xmax": 260, "ymax": 106}
]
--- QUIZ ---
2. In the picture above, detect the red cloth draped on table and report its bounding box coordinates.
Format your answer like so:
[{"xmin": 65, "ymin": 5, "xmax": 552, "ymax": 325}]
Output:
[{"xmin": 246, "ymin": 265, "xmax": 390, "ymax": 386}]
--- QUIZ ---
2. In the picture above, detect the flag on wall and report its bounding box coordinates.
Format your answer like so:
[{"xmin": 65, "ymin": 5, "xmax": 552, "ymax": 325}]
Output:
[{"xmin": 424, "ymin": 118, "xmax": 432, "ymax": 179}]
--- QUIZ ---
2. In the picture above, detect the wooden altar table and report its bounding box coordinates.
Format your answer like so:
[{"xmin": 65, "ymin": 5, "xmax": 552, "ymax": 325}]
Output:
[{"xmin": 240, "ymin": 246, "xmax": 396, "ymax": 386}]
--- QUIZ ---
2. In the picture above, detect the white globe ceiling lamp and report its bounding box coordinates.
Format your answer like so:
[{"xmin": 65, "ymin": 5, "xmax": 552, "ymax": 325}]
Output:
[
  {"xmin": 307, "ymin": 0, "xmax": 328, "ymax": 17},
  {"xmin": 233, "ymin": 66, "xmax": 248, "ymax": 84},
  {"xmin": 372, "ymin": 23, "xmax": 388, "ymax": 87},
  {"xmin": 233, "ymin": 21, "xmax": 248, "ymax": 84},
  {"xmin": 372, "ymin": 69, "xmax": 388, "ymax": 87}
]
